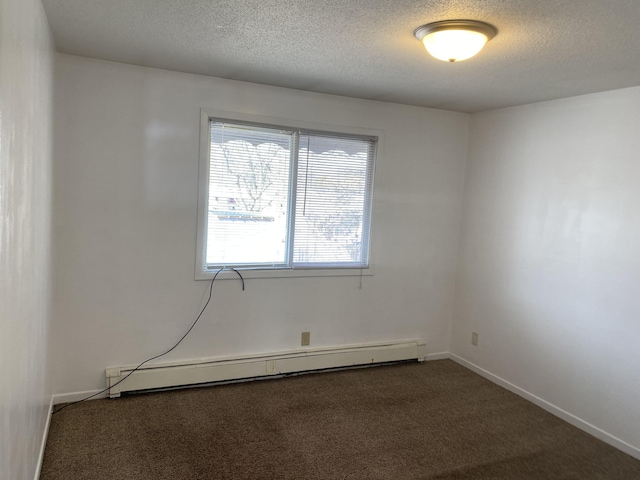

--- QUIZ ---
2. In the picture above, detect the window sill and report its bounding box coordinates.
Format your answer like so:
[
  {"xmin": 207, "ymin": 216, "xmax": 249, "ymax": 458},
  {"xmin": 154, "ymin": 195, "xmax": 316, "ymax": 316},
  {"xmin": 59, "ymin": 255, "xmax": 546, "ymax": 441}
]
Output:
[{"xmin": 195, "ymin": 267, "xmax": 374, "ymax": 281}]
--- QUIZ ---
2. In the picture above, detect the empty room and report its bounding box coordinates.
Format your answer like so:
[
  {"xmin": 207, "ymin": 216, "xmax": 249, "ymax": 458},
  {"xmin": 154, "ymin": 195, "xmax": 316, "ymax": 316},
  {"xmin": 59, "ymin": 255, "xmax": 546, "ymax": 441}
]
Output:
[{"xmin": 2, "ymin": 0, "xmax": 640, "ymax": 478}]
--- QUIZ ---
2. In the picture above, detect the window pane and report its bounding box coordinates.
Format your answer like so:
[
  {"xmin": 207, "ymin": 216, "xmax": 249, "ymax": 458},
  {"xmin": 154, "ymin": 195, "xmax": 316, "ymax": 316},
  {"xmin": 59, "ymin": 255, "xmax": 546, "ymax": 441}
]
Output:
[
  {"xmin": 206, "ymin": 122, "xmax": 293, "ymax": 266},
  {"xmin": 293, "ymin": 133, "xmax": 373, "ymax": 267}
]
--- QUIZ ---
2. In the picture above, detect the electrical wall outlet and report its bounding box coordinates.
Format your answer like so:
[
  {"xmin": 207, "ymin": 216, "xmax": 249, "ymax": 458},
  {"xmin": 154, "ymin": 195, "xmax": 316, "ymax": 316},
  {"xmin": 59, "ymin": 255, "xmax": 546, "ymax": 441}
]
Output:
[
  {"xmin": 471, "ymin": 332, "xmax": 479, "ymax": 346},
  {"xmin": 301, "ymin": 331, "xmax": 310, "ymax": 346}
]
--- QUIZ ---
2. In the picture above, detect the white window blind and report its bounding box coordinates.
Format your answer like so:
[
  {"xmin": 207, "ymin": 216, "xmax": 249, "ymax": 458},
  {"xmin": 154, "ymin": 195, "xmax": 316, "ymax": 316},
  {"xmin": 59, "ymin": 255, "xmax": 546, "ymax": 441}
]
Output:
[
  {"xmin": 202, "ymin": 118, "xmax": 376, "ymax": 271},
  {"xmin": 207, "ymin": 122, "xmax": 294, "ymax": 267},
  {"xmin": 293, "ymin": 132, "xmax": 374, "ymax": 267}
]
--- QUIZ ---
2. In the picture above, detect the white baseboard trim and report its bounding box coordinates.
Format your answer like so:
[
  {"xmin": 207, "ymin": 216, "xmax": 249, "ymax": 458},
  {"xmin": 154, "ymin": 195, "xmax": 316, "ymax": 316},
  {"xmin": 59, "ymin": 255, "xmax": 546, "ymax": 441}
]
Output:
[
  {"xmin": 424, "ymin": 351, "xmax": 450, "ymax": 361},
  {"xmin": 52, "ymin": 389, "xmax": 108, "ymax": 406},
  {"xmin": 34, "ymin": 396, "xmax": 53, "ymax": 480},
  {"xmin": 449, "ymin": 353, "xmax": 640, "ymax": 461}
]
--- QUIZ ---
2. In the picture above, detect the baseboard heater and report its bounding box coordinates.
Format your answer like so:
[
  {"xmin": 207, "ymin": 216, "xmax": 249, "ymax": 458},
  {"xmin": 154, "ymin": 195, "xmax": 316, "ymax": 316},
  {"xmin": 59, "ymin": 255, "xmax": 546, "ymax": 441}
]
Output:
[{"xmin": 106, "ymin": 339, "xmax": 426, "ymax": 398}]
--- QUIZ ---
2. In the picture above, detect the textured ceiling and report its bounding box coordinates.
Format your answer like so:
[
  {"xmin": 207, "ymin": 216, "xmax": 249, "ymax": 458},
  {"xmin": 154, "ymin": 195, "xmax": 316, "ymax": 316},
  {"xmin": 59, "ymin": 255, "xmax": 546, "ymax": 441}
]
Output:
[{"xmin": 41, "ymin": 0, "xmax": 640, "ymax": 112}]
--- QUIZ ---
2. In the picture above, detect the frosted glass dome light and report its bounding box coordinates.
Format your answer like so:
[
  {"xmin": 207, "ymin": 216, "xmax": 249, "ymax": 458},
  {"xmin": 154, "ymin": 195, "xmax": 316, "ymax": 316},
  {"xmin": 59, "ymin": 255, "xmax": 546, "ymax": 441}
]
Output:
[{"xmin": 414, "ymin": 20, "xmax": 497, "ymax": 63}]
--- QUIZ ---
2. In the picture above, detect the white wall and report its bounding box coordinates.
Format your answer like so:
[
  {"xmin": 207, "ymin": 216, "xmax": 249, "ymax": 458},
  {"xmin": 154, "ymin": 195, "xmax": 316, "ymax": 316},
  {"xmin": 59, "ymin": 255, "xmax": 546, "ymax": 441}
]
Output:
[
  {"xmin": 453, "ymin": 87, "xmax": 640, "ymax": 454},
  {"xmin": 0, "ymin": 0, "xmax": 54, "ymax": 478},
  {"xmin": 51, "ymin": 54, "xmax": 469, "ymax": 395}
]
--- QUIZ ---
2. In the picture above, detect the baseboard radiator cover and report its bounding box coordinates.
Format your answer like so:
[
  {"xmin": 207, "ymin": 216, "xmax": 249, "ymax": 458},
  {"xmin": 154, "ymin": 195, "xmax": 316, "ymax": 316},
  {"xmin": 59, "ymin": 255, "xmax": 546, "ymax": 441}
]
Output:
[{"xmin": 106, "ymin": 339, "xmax": 427, "ymax": 398}]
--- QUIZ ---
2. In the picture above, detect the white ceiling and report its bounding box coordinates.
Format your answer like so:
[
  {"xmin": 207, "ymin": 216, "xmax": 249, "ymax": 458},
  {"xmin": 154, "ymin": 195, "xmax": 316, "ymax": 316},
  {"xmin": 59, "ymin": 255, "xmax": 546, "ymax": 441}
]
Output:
[{"xmin": 41, "ymin": 0, "xmax": 640, "ymax": 113}]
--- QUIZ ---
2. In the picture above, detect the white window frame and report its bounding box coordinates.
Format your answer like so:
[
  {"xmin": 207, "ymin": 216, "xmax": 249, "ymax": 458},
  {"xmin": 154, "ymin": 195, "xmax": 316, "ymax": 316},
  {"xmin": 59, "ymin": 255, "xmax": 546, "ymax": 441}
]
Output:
[{"xmin": 195, "ymin": 109, "xmax": 381, "ymax": 280}]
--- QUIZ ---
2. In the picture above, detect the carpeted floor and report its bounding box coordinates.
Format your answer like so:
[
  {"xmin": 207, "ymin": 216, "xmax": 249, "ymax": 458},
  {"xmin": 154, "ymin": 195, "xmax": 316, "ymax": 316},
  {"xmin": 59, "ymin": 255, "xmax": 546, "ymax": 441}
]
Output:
[{"xmin": 41, "ymin": 360, "xmax": 640, "ymax": 479}]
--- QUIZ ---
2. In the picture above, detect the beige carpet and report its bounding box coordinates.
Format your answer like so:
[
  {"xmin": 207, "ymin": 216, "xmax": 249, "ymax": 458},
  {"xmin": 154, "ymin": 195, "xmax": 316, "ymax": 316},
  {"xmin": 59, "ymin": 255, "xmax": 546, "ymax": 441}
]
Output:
[{"xmin": 41, "ymin": 360, "xmax": 640, "ymax": 479}]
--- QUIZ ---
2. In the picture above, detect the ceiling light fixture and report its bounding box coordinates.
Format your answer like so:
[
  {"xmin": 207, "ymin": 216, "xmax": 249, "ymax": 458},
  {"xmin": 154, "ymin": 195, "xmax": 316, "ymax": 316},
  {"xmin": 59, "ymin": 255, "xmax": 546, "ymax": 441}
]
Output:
[{"xmin": 414, "ymin": 20, "xmax": 497, "ymax": 63}]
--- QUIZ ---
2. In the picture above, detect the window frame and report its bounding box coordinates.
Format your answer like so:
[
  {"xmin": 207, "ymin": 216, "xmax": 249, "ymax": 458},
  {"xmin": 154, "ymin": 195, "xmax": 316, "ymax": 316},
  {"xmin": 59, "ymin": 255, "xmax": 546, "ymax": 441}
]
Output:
[{"xmin": 195, "ymin": 109, "xmax": 381, "ymax": 280}]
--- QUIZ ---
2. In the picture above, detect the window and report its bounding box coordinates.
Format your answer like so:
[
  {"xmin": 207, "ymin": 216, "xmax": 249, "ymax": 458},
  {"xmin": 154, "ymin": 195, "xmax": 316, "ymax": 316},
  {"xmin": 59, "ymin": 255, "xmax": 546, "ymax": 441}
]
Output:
[{"xmin": 196, "ymin": 112, "xmax": 377, "ymax": 278}]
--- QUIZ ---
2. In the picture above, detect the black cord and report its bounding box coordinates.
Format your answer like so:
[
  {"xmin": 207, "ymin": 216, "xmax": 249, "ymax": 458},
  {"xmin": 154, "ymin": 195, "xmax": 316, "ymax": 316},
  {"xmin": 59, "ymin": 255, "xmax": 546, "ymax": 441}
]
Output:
[
  {"xmin": 53, "ymin": 268, "xmax": 245, "ymax": 414},
  {"xmin": 229, "ymin": 267, "xmax": 245, "ymax": 291}
]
